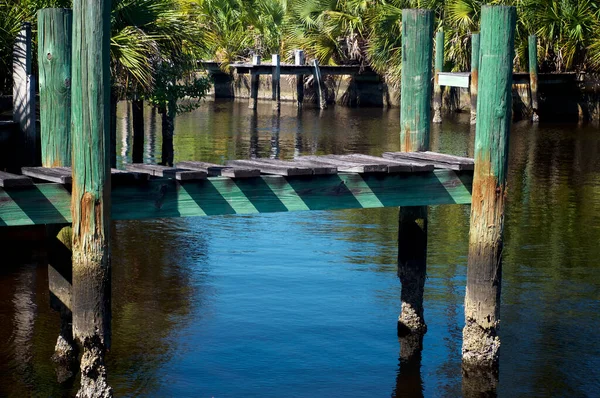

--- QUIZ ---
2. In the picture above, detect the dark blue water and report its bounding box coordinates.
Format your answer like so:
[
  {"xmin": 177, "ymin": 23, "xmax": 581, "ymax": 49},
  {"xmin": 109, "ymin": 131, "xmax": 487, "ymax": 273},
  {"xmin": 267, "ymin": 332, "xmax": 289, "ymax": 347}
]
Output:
[{"xmin": 1, "ymin": 101, "xmax": 599, "ymax": 397}]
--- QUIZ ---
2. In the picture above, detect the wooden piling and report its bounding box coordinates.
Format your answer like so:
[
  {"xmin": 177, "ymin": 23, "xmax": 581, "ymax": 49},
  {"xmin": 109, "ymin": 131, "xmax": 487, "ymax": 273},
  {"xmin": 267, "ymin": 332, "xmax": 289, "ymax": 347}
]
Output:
[
  {"xmin": 398, "ymin": 9, "xmax": 433, "ymax": 343},
  {"xmin": 272, "ymin": 54, "xmax": 281, "ymax": 111},
  {"xmin": 463, "ymin": 5, "xmax": 516, "ymax": 369},
  {"xmin": 249, "ymin": 54, "xmax": 260, "ymax": 110},
  {"xmin": 132, "ymin": 98, "xmax": 144, "ymax": 163},
  {"xmin": 432, "ymin": 29, "xmax": 444, "ymax": 124},
  {"xmin": 470, "ymin": 33, "xmax": 480, "ymax": 125},
  {"xmin": 38, "ymin": 8, "xmax": 72, "ymax": 168},
  {"xmin": 13, "ymin": 22, "xmax": 37, "ymax": 166},
  {"xmin": 295, "ymin": 50, "xmax": 305, "ymax": 108},
  {"xmin": 313, "ymin": 59, "xmax": 327, "ymax": 110},
  {"xmin": 70, "ymin": 0, "xmax": 112, "ymax": 396},
  {"xmin": 529, "ymin": 34, "xmax": 539, "ymax": 122}
]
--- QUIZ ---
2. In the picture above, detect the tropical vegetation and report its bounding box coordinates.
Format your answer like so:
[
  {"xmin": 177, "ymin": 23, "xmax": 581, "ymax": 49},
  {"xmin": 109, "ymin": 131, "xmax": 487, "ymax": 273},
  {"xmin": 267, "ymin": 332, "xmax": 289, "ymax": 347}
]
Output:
[{"xmin": 3, "ymin": 0, "xmax": 600, "ymax": 94}]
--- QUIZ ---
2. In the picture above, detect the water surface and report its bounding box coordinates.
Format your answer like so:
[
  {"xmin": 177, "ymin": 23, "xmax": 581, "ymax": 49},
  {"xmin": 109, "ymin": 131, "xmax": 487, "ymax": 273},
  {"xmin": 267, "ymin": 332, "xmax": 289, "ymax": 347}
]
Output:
[{"xmin": 1, "ymin": 101, "xmax": 599, "ymax": 397}]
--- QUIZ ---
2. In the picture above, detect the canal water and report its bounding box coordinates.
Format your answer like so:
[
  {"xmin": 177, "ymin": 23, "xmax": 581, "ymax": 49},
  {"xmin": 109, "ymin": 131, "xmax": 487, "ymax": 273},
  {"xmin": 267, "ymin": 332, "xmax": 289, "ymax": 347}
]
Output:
[{"xmin": 1, "ymin": 101, "xmax": 599, "ymax": 397}]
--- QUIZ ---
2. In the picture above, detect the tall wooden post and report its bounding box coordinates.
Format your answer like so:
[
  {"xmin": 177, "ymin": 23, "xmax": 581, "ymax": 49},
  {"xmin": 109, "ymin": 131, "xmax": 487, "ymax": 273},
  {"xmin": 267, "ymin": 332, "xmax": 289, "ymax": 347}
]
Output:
[
  {"xmin": 71, "ymin": 0, "xmax": 112, "ymax": 396},
  {"xmin": 249, "ymin": 54, "xmax": 261, "ymax": 110},
  {"xmin": 38, "ymin": 8, "xmax": 72, "ymax": 168},
  {"xmin": 272, "ymin": 54, "xmax": 281, "ymax": 111},
  {"xmin": 470, "ymin": 33, "xmax": 480, "ymax": 125},
  {"xmin": 398, "ymin": 9, "xmax": 433, "ymax": 345},
  {"xmin": 463, "ymin": 5, "xmax": 516, "ymax": 369},
  {"xmin": 295, "ymin": 50, "xmax": 305, "ymax": 108},
  {"xmin": 313, "ymin": 59, "xmax": 327, "ymax": 110},
  {"xmin": 528, "ymin": 34, "xmax": 539, "ymax": 122},
  {"xmin": 432, "ymin": 29, "xmax": 444, "ymax": 123},
  {"xmin": 13, "ymin": 22, "xmax": 37, "ymax": 166},
  {"xmin": 132, "ymin": 98, "xmax": 144, "ymax": 163}
]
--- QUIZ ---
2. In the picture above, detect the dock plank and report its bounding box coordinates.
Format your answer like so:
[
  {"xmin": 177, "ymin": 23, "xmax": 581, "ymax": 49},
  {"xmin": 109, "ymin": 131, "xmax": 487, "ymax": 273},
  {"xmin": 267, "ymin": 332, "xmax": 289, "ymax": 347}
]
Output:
[
  {"xmin": 227, "ymin": 159, "xmax": 313, "ymax": 176},
  {"xmin": 298, "ymin": 155, "xmax": 388, "ymax": 173},
  {"xmin": 176, "ymin": 161, "xmax": 260, "ymax": 178},
  {"xmin": 383, "ymin": 151, "xmax": 474, "ymax": 171},
  {"xmin": 0, "ymin": 171, "xmax": 33, "ymax": 188},
  {"xmin": 22, "ymin": 167, "xmax": 72, "ymax": 183},
  {"xmin": 125, "ymin": 163, "xmax": 207, "ymax": 180},
  {"xmin": 345, "ymin": 154, "xmax": 434, "ymax": 172}
]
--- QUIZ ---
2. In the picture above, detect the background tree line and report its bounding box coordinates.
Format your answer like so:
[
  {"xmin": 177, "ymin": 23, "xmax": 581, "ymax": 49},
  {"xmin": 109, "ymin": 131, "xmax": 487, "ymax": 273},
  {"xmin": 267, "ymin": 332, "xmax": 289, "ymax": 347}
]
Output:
[{"xmin": 3, "ymin": 0, "xmax": 600, "ymax": 96}]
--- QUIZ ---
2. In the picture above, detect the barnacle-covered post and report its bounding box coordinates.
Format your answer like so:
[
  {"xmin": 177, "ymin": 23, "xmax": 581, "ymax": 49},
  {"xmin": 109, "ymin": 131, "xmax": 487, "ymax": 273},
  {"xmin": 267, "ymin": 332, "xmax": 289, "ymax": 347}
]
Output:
[
  {"xmin": 70, "ymin": 0, "xmax": 113, "ymax": 396},
  {"xmin": 397, "ymin": 9, "xmax": 433, "ymax": 354},
  {"xmin": 463, "ymin": 5, "xmax": 516, "ymax": 369}
]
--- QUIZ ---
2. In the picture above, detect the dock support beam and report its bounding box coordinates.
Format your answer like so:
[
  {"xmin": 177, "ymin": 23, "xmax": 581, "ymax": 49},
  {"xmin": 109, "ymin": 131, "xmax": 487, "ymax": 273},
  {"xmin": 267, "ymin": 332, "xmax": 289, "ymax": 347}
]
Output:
[
  {"xmin": 272, "ymin": 54, "xmax": 281, "ymax": 111},
  {"xmin": 398, "ymin": 9, "xmax": 433, "ymax": 353},
  {"xmin": 249, "ymin": 54, "xmax": 260, "ymax": 110},
  {"xmin": 432, "ymin": 29, "xmax": 444, "ymax": 124},
  {"xmin": 71, "ymin": 0, "xmax": 112, "ymax": 396},
  {"xmin": 38, "ymin": 8, "xmax": 72, "ymax": 168},
  {"xmin": 470, "ymin": 33, "xmax": 480, "ymax": 125},
  {"xmin": 463, "ymin": 5, "xmax": 515, "ymax": 371},
  {"xmin": 13, "ymin": 22, "xmax": 37, "ymax": 167},
  {"xmin": 313, "ymin": 59, "xmax": 327, "ymax": 110},
  {"xmin": 132, "ymin": 98, "xmax": 144, "ymax": 163},
  {"xmin": 528, "ymin": 34, "xmax": 539, "ymax": 122},
  {"xmin": 295, "ymin": 50, "xmax": 305, "ymax": 108}
]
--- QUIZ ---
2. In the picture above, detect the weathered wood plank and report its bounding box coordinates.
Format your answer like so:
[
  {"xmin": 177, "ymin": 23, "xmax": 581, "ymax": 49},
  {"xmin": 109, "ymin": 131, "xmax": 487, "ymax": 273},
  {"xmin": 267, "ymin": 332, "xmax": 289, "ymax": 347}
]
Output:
[
  {"xmin": 21, "ymin": 166, "xmax": 72, "ymax": 183},
  {"xmin": 227, "ymin": 159, "xmax": 313, "ymax": 176},
  {"xmin": 299, "ymin": 155, "xmax": 387, "ymax": 173},
  {"xmin": 176, "ymin": 161, "xmax": 260, "ymax": 178},
  {"xmin": 438, "ymin": 72, "xmax": 470, "ymax": 88},
  {"xmin": 383, "ymin": 151, "xmax": 474, "ymax": 171},
  {"xmin": 345, "ymin": 154, "xmax": 434, "ymax": 172},
  {"xmin": 125, "ymin": 163, "xmax": 206, "ymax": 180},
  {"xmin": 433, "ymin": 29, "xmax": 445, "ymax": 123},
  {"xmin": 0, "ymin": 170, "xmax": 472, "ymax": 226},
  {"xmin": 470, "ymin": 33, "xmax": 480, "ymax": 125},
  {"xmin": 0, "ymin": 171, "xmax": 33, "ymax": 187}
]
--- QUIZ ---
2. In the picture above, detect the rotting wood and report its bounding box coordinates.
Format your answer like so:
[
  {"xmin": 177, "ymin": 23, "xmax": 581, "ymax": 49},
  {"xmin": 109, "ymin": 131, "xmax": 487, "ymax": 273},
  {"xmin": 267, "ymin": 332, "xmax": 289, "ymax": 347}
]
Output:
[
  {"xmin": 345, "ymin": 154, "xmax": 434, "ymax": 172},
  {"xmin": 463, "ymin": 5, "xmax": 516, "ymax": 370},
  {"xmin": 22, "ymin": 166, "xmax": 72, "ymax": 183},
  {"xmin": 470, "ymin": 33, "xmax": 480, "ymax": 125},
  {"xmin": 70, "ymin": 0, "xmax": 113, "ymax": 396},
  {"xmin": 298, "ymin": 155, "xmax": 387, "ymax": 173},
  {"xmin": 176, "ymin": 161, "xmax": 260, "ymax": 178},
  {"xmin": 227, "ymin": 159, "xmax": 313, "ymax": 176},
  {"xmin": 433, "ymin": 29, "xmax": 445, "ymax": 124},
  {"xmin": 38, "ymin": 8, "xmax": 73, "ymax": 168},
  {"xmin": 383, "ymin": 151, "xmax": 474, "ymax": 171}
]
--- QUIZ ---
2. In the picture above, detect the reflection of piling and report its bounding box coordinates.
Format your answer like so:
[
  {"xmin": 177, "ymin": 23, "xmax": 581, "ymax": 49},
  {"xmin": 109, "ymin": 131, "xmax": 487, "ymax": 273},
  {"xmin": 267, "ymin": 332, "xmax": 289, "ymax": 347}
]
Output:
[
  {"xmin": 529, "ymin": 35, "xmax": 540, "ymax": 122},
  {"xmin": 70, "ymin": 0, "xmax": 113, "ymax": 396},
  {"xmin": 463, "ymin": 5, "xmax": 515, "ymax": 370},
  {"xmin": 249, "ymin": 55, "xmax": 261, "ymax": 110},
  {"xmin": 295, "ymin": 50, "xmax": 305, "ymax": 108},
  {"xmin": 432, "ymin": 29, "xmax": 444, "ymax": 124},
  {"xmin": 398, "ymin": 9, "xmax": 433, "ymax": 338},
  {"xmin": 38, "ymin": 9, "xmax": 72, "ymax": 168},
  {"xmin": 470, "ymin": 33, "xmax": 480, "ymax": 125},
  {"xmin": 272, "ymin": 54, "xmax": 281, "ymax": 111}
]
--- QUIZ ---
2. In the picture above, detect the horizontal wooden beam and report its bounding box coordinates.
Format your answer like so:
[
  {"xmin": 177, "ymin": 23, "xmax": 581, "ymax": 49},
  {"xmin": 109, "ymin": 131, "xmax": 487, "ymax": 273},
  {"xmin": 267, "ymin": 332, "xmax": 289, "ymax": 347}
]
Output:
[
  {"xmin": 0, "ymin": 170, "xmax": 472, "ymax": 227},
  {"xmin": 229, "ymin": 63, "xmax": 374, "ymax": 76}
]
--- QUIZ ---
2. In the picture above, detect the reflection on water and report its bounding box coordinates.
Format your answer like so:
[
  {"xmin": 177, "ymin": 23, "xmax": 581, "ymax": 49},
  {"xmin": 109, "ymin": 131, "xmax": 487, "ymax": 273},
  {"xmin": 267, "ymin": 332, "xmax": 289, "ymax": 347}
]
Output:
[{"xmin": 1, "ymin": 101, "xmax": 599, "ymax": 396}]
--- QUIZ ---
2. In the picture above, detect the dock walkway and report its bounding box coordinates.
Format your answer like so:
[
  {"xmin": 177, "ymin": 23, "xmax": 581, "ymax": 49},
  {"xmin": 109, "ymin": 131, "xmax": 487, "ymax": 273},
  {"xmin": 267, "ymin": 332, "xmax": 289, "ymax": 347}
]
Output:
[{"xmin": 0, "ymin": 151, "xmax": 473, "ymax": 227}]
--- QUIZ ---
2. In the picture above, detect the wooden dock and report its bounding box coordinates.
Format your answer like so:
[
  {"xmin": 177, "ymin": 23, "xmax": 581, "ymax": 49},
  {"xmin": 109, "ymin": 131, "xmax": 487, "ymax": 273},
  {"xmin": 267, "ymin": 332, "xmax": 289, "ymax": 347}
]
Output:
[{"xmin": 0, "ymin": 152, "xmax": 473, "ymax": 227}]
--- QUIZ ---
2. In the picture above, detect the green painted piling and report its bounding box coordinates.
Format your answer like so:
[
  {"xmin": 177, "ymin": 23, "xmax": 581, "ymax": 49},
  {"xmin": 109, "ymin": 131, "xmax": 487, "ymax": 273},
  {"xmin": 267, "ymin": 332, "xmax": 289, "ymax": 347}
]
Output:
[
  {"xmin": 38, "ymin": 8, "xmax": 72, "ymax": 168},
  {"xmin": 398, "ymin": 9, "xmax": 433, "ymax": 348},
  {"xmin": 400, "ymin": 9, "xmax": 433, "ymax": 152},
  {"xmin": 70, "ymin": 0, "xmax": 112, "ymax": 396},
  {"xmin": 470, "ymin": 33, "xmax": 480, "ymax": 125},
  {"xmin": 528, "ymin": 34, "xmax": 539, "ymax": 122},
  {"xmin": 463, "ymin": 5, "xmax": 516, "ymax": 369},
  {"xmin": 432, "ymin": 29, "xmax": 444, "ymax": 123}
]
